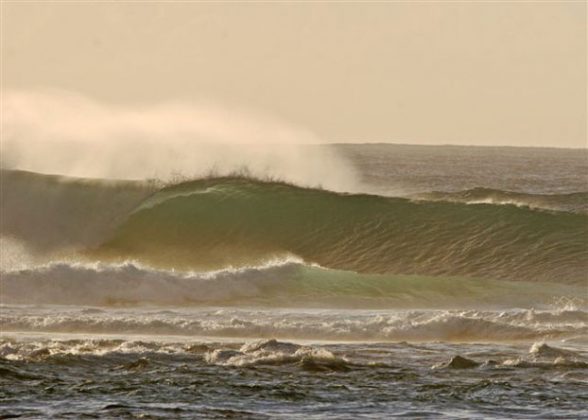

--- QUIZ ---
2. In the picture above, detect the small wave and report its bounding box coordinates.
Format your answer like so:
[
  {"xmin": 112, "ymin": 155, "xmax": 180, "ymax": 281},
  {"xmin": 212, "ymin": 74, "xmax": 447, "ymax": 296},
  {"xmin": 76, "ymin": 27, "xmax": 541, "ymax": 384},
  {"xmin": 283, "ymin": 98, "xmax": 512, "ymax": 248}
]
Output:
[
  {"xmin": 204, "ymin": 339, "xmax": 349, "ymax": 370},
  {"xmin": 0, "ymin": 259, "xmax": 302, "ymax": 306},
  {"xmin": 1, "ymin": 261, "xmax": 584, "ymax": 309},
  {"xmin": 3, "ymin": 336, "xmax": 586, "ymax": 375},
  {"xmin": 0, "ymin": 336, "xmax": 349, "ymax": 371},
  {"xmin": 501, "ymin": 358, "xmax": 588, "ymax": 369},
  {"xmin": 430, "ymin": 343, "xmax": 588, "ymax": 371},
  {"xmin": 432, "ymin": 355, "xmax": 481, "ymax": 369},
  {"xmin": 2, "ymin": 306, "xmax": 586, "ymax": 342},
  {"xmin": 529, "ymin": 342, "xmax": 582, "ymax": 359},
  {"xmin": 499, "ymin": 342, "xmax": 587, "ymax": 369}
]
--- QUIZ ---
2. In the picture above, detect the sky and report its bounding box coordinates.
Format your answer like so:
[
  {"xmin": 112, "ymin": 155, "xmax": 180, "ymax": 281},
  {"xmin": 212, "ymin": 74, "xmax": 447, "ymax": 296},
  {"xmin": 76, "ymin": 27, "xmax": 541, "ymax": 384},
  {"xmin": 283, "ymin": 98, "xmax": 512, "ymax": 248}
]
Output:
[{"xmin": 2, "ymin": 1, "xmax": 586, "ymax": 148}]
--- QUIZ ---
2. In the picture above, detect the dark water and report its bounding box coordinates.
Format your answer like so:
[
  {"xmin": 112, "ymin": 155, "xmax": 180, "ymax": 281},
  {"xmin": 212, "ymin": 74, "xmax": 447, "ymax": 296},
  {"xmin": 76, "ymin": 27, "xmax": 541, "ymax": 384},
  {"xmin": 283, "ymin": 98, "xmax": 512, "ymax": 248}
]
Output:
[
  {"xmin": 2, "ymin": 335, "xmax": 587, "ymax": 419},
  {"xmin": 1, "ymin": 144, "xmax": 587, "ymax": 418}
]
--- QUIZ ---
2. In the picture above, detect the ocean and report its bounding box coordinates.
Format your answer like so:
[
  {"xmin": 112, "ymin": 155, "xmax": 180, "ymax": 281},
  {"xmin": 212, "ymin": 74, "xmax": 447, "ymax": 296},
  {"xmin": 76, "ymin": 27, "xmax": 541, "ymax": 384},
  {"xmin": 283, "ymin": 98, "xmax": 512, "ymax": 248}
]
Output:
[{"xmin": 1, "ymin": 144, "xmax": 587, "ymax": 419}]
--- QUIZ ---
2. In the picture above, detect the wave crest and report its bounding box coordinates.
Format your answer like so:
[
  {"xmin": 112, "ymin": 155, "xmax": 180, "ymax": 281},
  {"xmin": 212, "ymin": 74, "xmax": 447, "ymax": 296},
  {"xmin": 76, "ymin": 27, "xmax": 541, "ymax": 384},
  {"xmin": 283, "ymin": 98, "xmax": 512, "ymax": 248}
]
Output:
[{"xmin": 413, "ymin": 187, "xmax": 588, "ymax": 214}]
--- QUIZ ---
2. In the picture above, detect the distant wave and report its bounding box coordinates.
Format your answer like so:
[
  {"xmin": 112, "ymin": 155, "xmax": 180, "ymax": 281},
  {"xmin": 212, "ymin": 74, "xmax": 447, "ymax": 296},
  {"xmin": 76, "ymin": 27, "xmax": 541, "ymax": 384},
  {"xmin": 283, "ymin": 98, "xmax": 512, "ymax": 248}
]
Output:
[{"xmin": 413, "ymin": 187, "xmax": 588, "ymax": 214}]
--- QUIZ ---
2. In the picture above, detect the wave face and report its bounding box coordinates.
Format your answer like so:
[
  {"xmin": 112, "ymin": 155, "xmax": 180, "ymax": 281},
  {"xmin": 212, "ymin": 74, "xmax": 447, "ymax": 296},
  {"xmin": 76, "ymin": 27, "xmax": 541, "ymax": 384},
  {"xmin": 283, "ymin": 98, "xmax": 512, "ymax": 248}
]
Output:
[
  {"xmin": 2, "ymin": 170, "xmax": 587, "ymax": 285},
  {"xmin": 92, "ymin": 177, "xmax": 588, "ymax": 284}
]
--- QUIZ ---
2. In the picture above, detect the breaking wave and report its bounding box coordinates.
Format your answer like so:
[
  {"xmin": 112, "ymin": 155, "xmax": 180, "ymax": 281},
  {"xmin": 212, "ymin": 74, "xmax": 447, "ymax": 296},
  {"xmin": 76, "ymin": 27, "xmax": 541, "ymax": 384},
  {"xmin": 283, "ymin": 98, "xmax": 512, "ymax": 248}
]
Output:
[
  {"xmin": 2, "ymin": 169, "xmax": 587, "ymax": 298},
  {"xmin": 1, "ymin": 260, "xmax": 585, "ymax": 309},
  {"xmin": 413, "ymin": 187, "xmax": 588, "ymax": 214},
  {"xmin": 94, "ymin": 177, "xmax": 588, "ymax": 283},
  {"xmin": 2, "ymin": 304, "xmax": 586, "ymax": 342}
]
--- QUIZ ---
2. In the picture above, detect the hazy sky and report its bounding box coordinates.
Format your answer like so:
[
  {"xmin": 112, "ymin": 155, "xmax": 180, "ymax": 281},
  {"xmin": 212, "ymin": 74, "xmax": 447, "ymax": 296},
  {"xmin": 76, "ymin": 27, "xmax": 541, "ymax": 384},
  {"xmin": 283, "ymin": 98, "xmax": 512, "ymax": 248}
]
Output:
[{"xmin": 2, "ymin": 1, "xmax": 586, "ymax": 148}]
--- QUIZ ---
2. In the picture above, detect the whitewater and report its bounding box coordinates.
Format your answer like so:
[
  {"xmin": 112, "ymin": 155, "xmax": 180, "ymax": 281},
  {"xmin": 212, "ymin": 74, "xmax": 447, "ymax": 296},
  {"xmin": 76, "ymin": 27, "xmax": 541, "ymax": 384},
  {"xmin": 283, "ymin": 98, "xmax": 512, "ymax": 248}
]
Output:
[{"xmin": 1, "ymin": 144, "xmax": 587, "ymax": 419}]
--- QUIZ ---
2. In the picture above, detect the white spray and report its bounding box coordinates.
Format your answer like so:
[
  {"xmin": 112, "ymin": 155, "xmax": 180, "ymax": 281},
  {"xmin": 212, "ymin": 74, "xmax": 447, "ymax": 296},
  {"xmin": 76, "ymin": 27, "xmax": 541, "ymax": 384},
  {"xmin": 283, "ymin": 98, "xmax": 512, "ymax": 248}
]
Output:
[{"xmin": 2, "ymin": 89, "xmax": 359, "ymax": 191}]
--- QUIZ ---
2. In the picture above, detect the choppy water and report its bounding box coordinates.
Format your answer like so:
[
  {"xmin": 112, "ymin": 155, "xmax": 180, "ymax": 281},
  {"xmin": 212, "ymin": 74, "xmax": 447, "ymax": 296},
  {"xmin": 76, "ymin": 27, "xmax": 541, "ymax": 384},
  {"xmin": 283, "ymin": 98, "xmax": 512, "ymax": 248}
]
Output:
[
  {"xmin": 1, "ymin": 144, "xmax": 587, "ymax": 418},
  {"xmin": 2, "ymin": 334, "xmax": 587, "ymax": 419}
]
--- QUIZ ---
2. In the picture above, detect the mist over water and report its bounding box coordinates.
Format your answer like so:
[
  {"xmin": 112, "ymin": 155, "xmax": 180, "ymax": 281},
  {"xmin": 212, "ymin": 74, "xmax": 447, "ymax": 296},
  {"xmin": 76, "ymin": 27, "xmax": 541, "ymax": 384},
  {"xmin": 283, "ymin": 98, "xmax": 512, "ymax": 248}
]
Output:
[{"xmin": 2, "ymin": 90, "xmax": 359, "ymax": 191}]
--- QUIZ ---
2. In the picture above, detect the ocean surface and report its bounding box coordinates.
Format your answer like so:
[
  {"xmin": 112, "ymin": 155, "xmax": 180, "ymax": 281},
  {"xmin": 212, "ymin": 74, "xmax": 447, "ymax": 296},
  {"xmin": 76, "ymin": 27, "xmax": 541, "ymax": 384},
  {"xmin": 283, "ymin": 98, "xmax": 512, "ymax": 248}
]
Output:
[{"xmin": 1, "ymin": 144, "xmax": 587, "ymax": 419}]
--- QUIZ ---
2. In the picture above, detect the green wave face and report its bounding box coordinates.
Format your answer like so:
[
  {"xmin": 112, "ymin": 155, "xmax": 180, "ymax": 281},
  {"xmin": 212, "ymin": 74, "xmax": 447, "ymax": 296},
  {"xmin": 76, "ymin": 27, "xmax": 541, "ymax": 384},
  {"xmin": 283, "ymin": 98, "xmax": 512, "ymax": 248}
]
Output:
[
  {"xmin": 97, "ymin": 177, "xmax": 588, "ymax": 284},
  {"xmin": 254, "ymin": 265, "xmax": 585, "ymax": 310}
]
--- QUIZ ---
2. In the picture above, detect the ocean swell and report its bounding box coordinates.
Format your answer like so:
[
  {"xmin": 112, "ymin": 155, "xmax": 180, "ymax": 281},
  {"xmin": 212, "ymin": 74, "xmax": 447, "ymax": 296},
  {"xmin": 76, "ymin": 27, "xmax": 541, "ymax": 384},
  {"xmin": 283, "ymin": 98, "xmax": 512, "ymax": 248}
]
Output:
[
  {"xmin": 96, "ymin": 177, "xmax": 588, "ymax": 284},
  {"xmin": 2, "ymin": 171, "xmax": 587, "ymax": 287}
]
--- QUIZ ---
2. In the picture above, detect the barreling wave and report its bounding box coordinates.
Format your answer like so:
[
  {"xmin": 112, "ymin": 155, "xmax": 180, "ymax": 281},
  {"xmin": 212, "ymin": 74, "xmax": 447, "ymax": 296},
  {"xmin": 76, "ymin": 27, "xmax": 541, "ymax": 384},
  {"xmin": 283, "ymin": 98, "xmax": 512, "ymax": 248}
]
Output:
[
  {"xmin": 94, "ymin": 177, "xmax": 588, "ymax": 284},
  {"xmin": 2, "ymin": 170, "xmax": 587, "ymax": 285},
  {"xmin": 2, "ymin": 260, "xmax": 584, "ymax": 308},
  {"xmin": 413, "ymin": 187, "xmax": 588, "ymax": 214}
]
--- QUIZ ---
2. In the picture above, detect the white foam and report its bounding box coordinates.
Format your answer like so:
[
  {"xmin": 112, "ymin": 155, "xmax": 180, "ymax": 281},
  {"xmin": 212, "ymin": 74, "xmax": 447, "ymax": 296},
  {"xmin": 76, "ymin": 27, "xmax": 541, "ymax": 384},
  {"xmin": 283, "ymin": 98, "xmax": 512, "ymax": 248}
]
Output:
[
  {"xmin": 0, "ymin": 258, "xmax": 303, "ymax": 306},
  {"xmin": 2, "ymin": 306, "xmax": 586, "ymax": 343},
  {"xmin": 205, "ymin": 339, "xmax": 345, "ymax": 368}
]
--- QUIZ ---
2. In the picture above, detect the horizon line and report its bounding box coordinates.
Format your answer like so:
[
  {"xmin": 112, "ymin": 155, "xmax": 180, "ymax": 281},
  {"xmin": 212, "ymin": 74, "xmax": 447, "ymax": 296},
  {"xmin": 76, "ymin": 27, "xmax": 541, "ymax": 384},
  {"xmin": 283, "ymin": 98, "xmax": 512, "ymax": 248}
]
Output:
[{"xmin": 315, "ymin": 141, "xmax": 588, "ymax": 150}]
